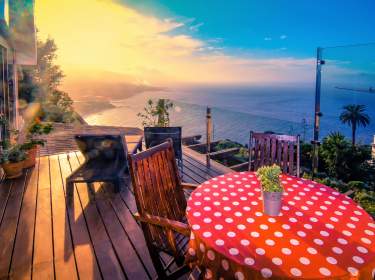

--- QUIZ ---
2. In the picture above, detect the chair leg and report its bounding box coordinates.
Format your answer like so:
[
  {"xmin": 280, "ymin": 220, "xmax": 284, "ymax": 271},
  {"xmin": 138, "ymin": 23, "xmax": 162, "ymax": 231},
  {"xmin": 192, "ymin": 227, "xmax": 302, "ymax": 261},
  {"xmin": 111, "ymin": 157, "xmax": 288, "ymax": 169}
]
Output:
[{"xmin": 66, "ymin": 181, "xmax": 74, "ymax": 206}]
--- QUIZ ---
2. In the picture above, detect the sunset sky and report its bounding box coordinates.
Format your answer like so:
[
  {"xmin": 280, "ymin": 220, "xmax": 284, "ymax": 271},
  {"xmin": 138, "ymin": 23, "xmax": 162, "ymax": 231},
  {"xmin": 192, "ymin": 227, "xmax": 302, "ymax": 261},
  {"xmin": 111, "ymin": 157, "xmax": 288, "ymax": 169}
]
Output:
[{"xmin": 35, "ymin": 0, "xmax": 375, "ymax": 86}]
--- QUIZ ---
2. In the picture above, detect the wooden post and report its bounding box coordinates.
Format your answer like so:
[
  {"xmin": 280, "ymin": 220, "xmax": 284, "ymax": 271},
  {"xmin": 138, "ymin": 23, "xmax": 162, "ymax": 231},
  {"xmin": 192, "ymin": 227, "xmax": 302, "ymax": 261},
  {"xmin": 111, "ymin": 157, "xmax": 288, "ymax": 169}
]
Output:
[{"xmin": 206, "ymin": 107, "xmax": 212, "ymax": 168}]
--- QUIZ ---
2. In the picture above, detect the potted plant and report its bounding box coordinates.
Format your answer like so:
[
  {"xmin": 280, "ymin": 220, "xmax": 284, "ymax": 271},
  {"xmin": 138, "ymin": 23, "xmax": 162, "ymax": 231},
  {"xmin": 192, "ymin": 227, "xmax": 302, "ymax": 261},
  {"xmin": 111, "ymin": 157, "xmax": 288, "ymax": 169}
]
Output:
[
  {"xmin": 21, "ymin": 120, "xmax": 53, "ymax": 168},
  {"xmin": 257, "ymin": 164, "xmax": 283, "ymax": 216},
  {"xmin": 0, "ymin": 145, "xmax": 27, "ymax": 178}
]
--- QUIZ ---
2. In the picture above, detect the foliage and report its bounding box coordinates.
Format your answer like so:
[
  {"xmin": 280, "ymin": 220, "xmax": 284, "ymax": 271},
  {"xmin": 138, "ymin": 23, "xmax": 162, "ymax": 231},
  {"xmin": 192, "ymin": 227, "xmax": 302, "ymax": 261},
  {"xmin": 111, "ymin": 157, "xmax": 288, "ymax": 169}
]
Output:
[
  {"xmin": 18, "ymin": 36, "xmax": 75, "ymax": 123},
  {"xmin": 0, "ymin": 145, "xmax": 26, "ymax": 164},
  {"xmin": 215, "ymin": 139, "xmax": 242, "ymax": 151},
  {"xmin": 21, "ymin": 121, "xmax": 53, "ymax": 150},
  {"xmin": 137, "ymin": 99, "xmax": 173, "ymax": 127},
  {"xmin": 339, "ymin": 104, "xmax": 370, "ymax": 145},
  {"xmin": 353, "ymin": 189, "xmax": 375, "ymax": 216},
  {"xmin": 257, "ymin": 164, "xmax": 283, "ymax": 192},
  {"xmin": 319, "ymin": 132, "xmax": 371, "ymax": 182}
]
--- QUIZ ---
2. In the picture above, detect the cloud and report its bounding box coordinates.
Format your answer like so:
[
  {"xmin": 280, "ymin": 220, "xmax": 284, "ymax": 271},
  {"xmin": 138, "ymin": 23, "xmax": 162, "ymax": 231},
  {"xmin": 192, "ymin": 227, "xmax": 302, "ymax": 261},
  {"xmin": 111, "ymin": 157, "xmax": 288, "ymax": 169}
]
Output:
[
  {"xmin": 280, "ymin": 35, "xmax": 287, "ymax": 40},
  {"xmin": 264, "ymin": 37, "xmax": 272, "ymax": 41},
  {"xmin": 35, "ymin": 0, "xmax": 315, "ymax": 86},
  {"xmin": 189, "ymin": 22, "xmax": 204, "ymax": 32}
]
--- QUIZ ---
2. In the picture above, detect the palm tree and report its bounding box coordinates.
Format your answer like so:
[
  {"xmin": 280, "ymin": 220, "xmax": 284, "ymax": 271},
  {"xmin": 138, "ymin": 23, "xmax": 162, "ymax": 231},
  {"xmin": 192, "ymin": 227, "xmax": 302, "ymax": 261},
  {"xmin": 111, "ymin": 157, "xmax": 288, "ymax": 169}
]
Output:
[{"xmin": 339, "ymin": 104, "xmax": 370, "ymax": 145}]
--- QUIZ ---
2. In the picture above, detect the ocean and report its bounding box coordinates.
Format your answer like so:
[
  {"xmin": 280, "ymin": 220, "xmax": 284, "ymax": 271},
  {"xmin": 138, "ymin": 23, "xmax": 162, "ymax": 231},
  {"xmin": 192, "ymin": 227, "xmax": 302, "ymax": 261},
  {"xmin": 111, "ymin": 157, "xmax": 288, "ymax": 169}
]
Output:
[{"xmin": 84, "ymin": 85, "xmax": 375, "ymax": 145}]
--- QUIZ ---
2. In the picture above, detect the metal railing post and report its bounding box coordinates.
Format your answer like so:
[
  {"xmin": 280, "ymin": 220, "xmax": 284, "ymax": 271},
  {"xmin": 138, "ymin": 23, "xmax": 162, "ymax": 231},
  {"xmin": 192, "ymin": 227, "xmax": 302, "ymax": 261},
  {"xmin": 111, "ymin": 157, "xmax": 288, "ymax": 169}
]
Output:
[
  {"xmin": 312, "ymin": 47, "xmax": 324, "ymax": 179},
  {"xmin": 206, "ymin": 107, "xmax": 212, "ymax": 168}
]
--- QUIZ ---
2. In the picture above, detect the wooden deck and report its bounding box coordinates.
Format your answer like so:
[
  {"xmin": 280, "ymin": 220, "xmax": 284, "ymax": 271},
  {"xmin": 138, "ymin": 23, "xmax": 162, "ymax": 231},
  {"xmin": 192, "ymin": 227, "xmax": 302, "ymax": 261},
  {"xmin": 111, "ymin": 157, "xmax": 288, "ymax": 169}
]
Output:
[{"xmin": 0, "ymin": 147, "xmax": 230, "ymax": 279}]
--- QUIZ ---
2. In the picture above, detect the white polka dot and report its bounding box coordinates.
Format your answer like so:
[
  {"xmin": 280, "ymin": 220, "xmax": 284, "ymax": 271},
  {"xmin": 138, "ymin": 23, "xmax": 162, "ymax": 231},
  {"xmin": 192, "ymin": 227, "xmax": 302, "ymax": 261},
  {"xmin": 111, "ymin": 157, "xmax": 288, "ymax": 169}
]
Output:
[
  {"xmin": 282, "ymin": 248, "xmax": 292, "ymax": 255},
  {"xmin": 203, "ymin": 206, "xmax": 211, "ymax": 211},
  {"xmin": 297, "ymin": 231, "xmax": 306, "ymax": 237},
  {"xmin": 234, "ymin": 271, "xmax": 244, "ymax": 280},
  {"xmin": 290, "ymin": 239, "xmax": 300, "ymax": 246},
  {"xmin": 194, "ymin": 201, "xmax": 201, "ymax": 206},
  {"xmin": 282, "ymin": 224, "xmax": 291, "ymax": 230},
  {"xmin": 302, "ymin": 206, "xmax": 309, "ymax": 211},
  {"xmin": 307, "ymin": 247, "xmax": 317, "ymax": 254},
  {"xmin": 338, "ymin": 238, "xmax": 348, "ymax": 245},
  {"xmin": 256, "ymin": 248, "xmax": 265, "ymax": 255},
  {"xmin": 224, "ymin": 206, "xmax": 231, "ymax": 211},
  {"xmin": 225, "ymin": 218, "xmax": 233, "ymax": 223},
  {"xmin": 272, "ymin": 257, "xmax": 282, "ymax": 265},
  {"xmin": 261, "ymin": 268, "xmax": 272, "ymax": 278},
  {"xmin": 237, "ymin": 224, "xmax": 246, "ymax": 230},
  {"xmin": 368, "ymin": 222, "xmax": 375, "ymax": 228},
  {"xmin": 342, "ymin": 230, "xmax": 352, "ymax": 236},
  {"xmin": 330, "ymin": 217, "xmax": 339, "ymax": 222},
  {"xmin": 246, "ymin": 218, "xmax": 255, "ymax": 223},
  {"xmin": 203, "ymin": 232, "xmax": 212, "ymax": 238},
  {"xmin": 289, "ymin": 217, "xmax": 297, "ymax": 223},
  {"xmin": 274, "ymin": 231, "xmax": 283, "ymax": 237},
  {"xmin": 255, "ymin": 211, "xmax": 262, "ymax": 216},
  {"xmin": 361, "ymin": 237, "xmax": 371, "ymax": 244},
  {"xmin": 354, "ymin": 210, "xmax": 362, "ymax": 215},
  {"xmin": 314, "ymin": 238, "xmax": 324, "ymax": 245},
  {"xmin": 290, "ymin": 268, "xmax": 302, "ymax": 276},
  {"xmin": 192, "ymin": 224, "xmax": 200, "ymax": 230},
  {"xmin": 188, "ymin": 248, "xmax": 196, "ymax": 256},
  {"xmin": 193, "ymin": 212, "xmax": 201, "ymax": 217},
  {"xmin": 320, "ymin": 230, "xmax": 329, "ymax": 237},
  {"xmin": 357, "ymin": 246, "xmax": 368, "ymax": 254},
  {"xmin": 243, "ymin": 206, "xmax": 251, "ymax": 211},
  {"xmin": 265, "ymin": 239, "xmax": 275, "ymax": 246},
  {"xmin": 244, "ymin": 257, "xmax": 255, "ymax": 266},
  {"xmin": 207, "ymin": 250, "xmax": 215, "ymax": 261},
  {"xmin": 299, "ymin": 257, "xmax": 310, "ymax": 265},
  {"xmin": 310, "ymin": 217, "xmax": 318, "ymax": 222},
  {"xmin": 334, "ymin": 211, "xmax": 343, "ymax": 216},
  {"xmin": 215, "ymin": 239, "xmax": 225, "ymax": 246},
  {"xmin": 213, "ymin": 201, "xmax": 221, "ymax": 206},
  {"xmin": 365, "ymin": 229, "xmax": 374, "ymax": 236},
  {"xmin": 268, "ymin": 218, "xmax": 276, "ymax": 223},
  {"xmin": 204, "ymin": 218, "xmax": 212, "ymax": 223},
  {"xmin": 288, "ymin": 201, "xmax": 296, "ymax": 206},
  {"xmin": 351, "ymin": 216, "xmax": 359, "ymax": 222},
  {"xmin": 319, "ymin": 267, "xmax": 331, "ymax": 276},
  {"xmin": 229, "ymin": 248, "xmax": 239, "ymax": 255},
  {"xmin": 347, "ymin": 267, "xmax": 358, "ymax": 276},
  {"xmin": 320, "ymin": 206, "xmax": 328, "ymax": 210},
  {"xmin": 315, "ymin": 211, "xmax": 323, "ymax": 216},
  {"xmin": 227, "ymin": 231, "xmax": 236, "ymax": 238},
  {"xmin": 260, "ymin": 224, "xmax": 269, "ymax": 230},
  {"xmin": 221, "ymin": 259, "xmax": 229, "ymax": 270},
  {"xmin": 332, "ymin": 247, "xmax": 343, "ymax": 254},
  {"xmin": 251, "ymin": 231, "xmax": 260, "ymax": 238},
  {"xmin": 326, "ymin": 257, "xmax": 337, "ymax": 264},
  {"xmin": 353, "ymin": 256, "xmax": 364, "ymax": 264},
  {"xmin": 282, "ymin": 206, "xmax": 290, "ymax": 211},
  {"xmin": 304, "ymin": 224, "xmax": 312, "ymax": 229},
  {"xmin": 215, "ymin": 224, "xmax": 223, "ymax": 230}
]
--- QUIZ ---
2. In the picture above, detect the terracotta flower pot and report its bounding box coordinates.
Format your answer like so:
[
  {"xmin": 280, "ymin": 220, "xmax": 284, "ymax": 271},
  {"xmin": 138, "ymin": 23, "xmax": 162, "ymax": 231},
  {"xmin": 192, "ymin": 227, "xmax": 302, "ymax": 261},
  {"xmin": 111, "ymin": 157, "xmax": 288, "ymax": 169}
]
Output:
[
  {"xmin": 262, "ymin": 191, "xmax": 283, "ymax": 216},
  {"xmin": 2, "ymin": 161, "xmax": 24, "ymax": 179},
  {"xmin": 23, "ymin": 146, "xmax": 39, "ymax": 168}
]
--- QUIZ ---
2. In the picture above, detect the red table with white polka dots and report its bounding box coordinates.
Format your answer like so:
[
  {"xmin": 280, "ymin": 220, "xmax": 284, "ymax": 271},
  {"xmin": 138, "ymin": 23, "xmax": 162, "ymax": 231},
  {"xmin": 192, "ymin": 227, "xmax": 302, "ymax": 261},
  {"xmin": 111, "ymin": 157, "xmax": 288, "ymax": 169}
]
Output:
[{"xmin": 186, "ymin": 172, "xmax": 375, "ymax": 279}]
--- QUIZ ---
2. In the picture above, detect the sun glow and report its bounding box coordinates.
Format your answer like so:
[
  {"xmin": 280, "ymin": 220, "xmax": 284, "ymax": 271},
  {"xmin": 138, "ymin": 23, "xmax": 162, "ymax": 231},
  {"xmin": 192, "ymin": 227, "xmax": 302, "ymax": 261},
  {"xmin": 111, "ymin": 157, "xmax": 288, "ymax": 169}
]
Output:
[{"xmin": 35, "ymin": 0, "xmax": 314, "ymax": 86}]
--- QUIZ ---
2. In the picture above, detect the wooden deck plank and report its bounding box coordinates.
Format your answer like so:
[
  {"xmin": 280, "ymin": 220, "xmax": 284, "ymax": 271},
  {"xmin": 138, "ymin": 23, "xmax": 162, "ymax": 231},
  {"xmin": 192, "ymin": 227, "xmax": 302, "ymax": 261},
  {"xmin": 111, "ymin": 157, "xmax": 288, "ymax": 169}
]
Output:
[
  {"xmin": 0, "ymin": 180, "xmax": 12, "ymax": 227},
  {"xmin": 67, "ymin": 154, "xmax": 126, "ymax": 280},
  {"xmin": 0, "ymin": 174, "xmax": 28, "ymax": 279},
  {"xmin": 49, "ymin": 155, "xmax": 79, "ymax": 280},
  {"xmin": 32, "ymin": 156, "xmax": 55, "ymax": 279},
  {"xmin": 58, "ymin": 153, "xmax": 102, "ymax": 280},
  {"xmin": 9, "ymin": 162, "xmax": 39, "ymax": 280}
]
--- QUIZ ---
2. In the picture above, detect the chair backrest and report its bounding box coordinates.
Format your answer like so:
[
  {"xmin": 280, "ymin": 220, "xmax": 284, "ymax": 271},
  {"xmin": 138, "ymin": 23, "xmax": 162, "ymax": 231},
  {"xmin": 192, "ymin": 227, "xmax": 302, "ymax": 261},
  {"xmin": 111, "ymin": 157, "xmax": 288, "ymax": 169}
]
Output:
[
  {"xmin": 128, "ymin": 139, "xmax": 186, "ymax": 252},
  {"xmin": 249, "ymin": 131, "xmax": 300, "ymax": 177},
  {"xmin": 75, "ymin": 134, "xmax": 128, "ymax": 164},
  {"xmin": 144, "ymin": 127, "xmax": 182, "ymax": 162}
]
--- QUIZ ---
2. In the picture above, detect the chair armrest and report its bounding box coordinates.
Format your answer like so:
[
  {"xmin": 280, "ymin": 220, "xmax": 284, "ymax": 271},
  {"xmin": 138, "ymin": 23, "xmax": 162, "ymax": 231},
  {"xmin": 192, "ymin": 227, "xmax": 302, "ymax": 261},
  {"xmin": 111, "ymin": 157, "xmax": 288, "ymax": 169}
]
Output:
[
  {"xmin": 134, "ymin": 212, "xmax": 190, "ymax": 236},
  {"xmin": 181, "ymin": 183, "xmax": 199, "ymax": 190}
]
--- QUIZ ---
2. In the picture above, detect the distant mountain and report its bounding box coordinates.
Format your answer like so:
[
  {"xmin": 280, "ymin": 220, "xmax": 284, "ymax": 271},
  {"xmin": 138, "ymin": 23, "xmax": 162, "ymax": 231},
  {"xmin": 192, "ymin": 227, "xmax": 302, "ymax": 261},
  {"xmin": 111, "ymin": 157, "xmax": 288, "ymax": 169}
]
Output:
[{"xmin": 61, "ymin": 68, "xmax": 167, "ymax": 102}]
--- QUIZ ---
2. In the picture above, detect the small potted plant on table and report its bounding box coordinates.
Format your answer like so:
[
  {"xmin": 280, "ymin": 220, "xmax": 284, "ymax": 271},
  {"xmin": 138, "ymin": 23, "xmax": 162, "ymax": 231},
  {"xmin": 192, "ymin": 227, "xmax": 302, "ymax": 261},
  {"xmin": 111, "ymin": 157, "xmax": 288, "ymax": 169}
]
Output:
[
  {"xmin": 0, "ymin": 145, "xmax": 27, "ymax": 178},
  {"xmin": 257, "ymin": 164, "xmax": 283, "ymax": 216},
  {"xmin": 21, "ymin": 121, "xmax": 53, "ymax": 168}
]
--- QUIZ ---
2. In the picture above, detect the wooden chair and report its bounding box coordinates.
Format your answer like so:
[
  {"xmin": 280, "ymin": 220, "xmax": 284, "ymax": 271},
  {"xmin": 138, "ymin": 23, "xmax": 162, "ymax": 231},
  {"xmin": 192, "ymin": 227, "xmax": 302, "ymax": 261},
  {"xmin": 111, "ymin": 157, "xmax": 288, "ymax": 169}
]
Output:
[
  {"xmin": 128, "ymin": 139, "xmax": 198, "ymax": 279},
  {"xmin": 144, "ymin": 127, "xmax": 183, "ymax": 171},
  {"xmin": 249, "ymin": 131, "xmax": 301, "ymax": 177},
  {"xmin": 66, "ymin": 134, "xmax": 128, "ymax": 200}
]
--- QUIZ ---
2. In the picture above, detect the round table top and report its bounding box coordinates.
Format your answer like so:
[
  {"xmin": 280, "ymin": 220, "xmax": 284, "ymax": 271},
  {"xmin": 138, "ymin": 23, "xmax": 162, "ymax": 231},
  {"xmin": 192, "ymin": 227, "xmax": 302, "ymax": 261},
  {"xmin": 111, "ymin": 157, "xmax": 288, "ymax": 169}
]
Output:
[{"xmin": 186, "ymin": 171, "xmax": 375, "ymax": 279}]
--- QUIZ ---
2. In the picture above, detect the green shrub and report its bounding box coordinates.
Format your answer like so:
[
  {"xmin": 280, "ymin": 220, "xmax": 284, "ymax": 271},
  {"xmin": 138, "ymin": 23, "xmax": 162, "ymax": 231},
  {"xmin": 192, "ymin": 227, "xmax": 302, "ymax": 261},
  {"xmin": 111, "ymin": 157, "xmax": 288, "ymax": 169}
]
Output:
[{"xmin": 257, "ymin": 164, "xmax": 283, "ymax": 192}]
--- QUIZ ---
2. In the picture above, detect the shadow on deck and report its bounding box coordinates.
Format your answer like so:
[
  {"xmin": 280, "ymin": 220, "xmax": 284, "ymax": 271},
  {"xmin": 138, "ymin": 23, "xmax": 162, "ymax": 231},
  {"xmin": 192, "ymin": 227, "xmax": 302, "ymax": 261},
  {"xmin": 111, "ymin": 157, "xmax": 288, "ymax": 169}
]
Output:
[{"xmin": 0, "ymin": 145, "xmax": 230, "ymax": 279}]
